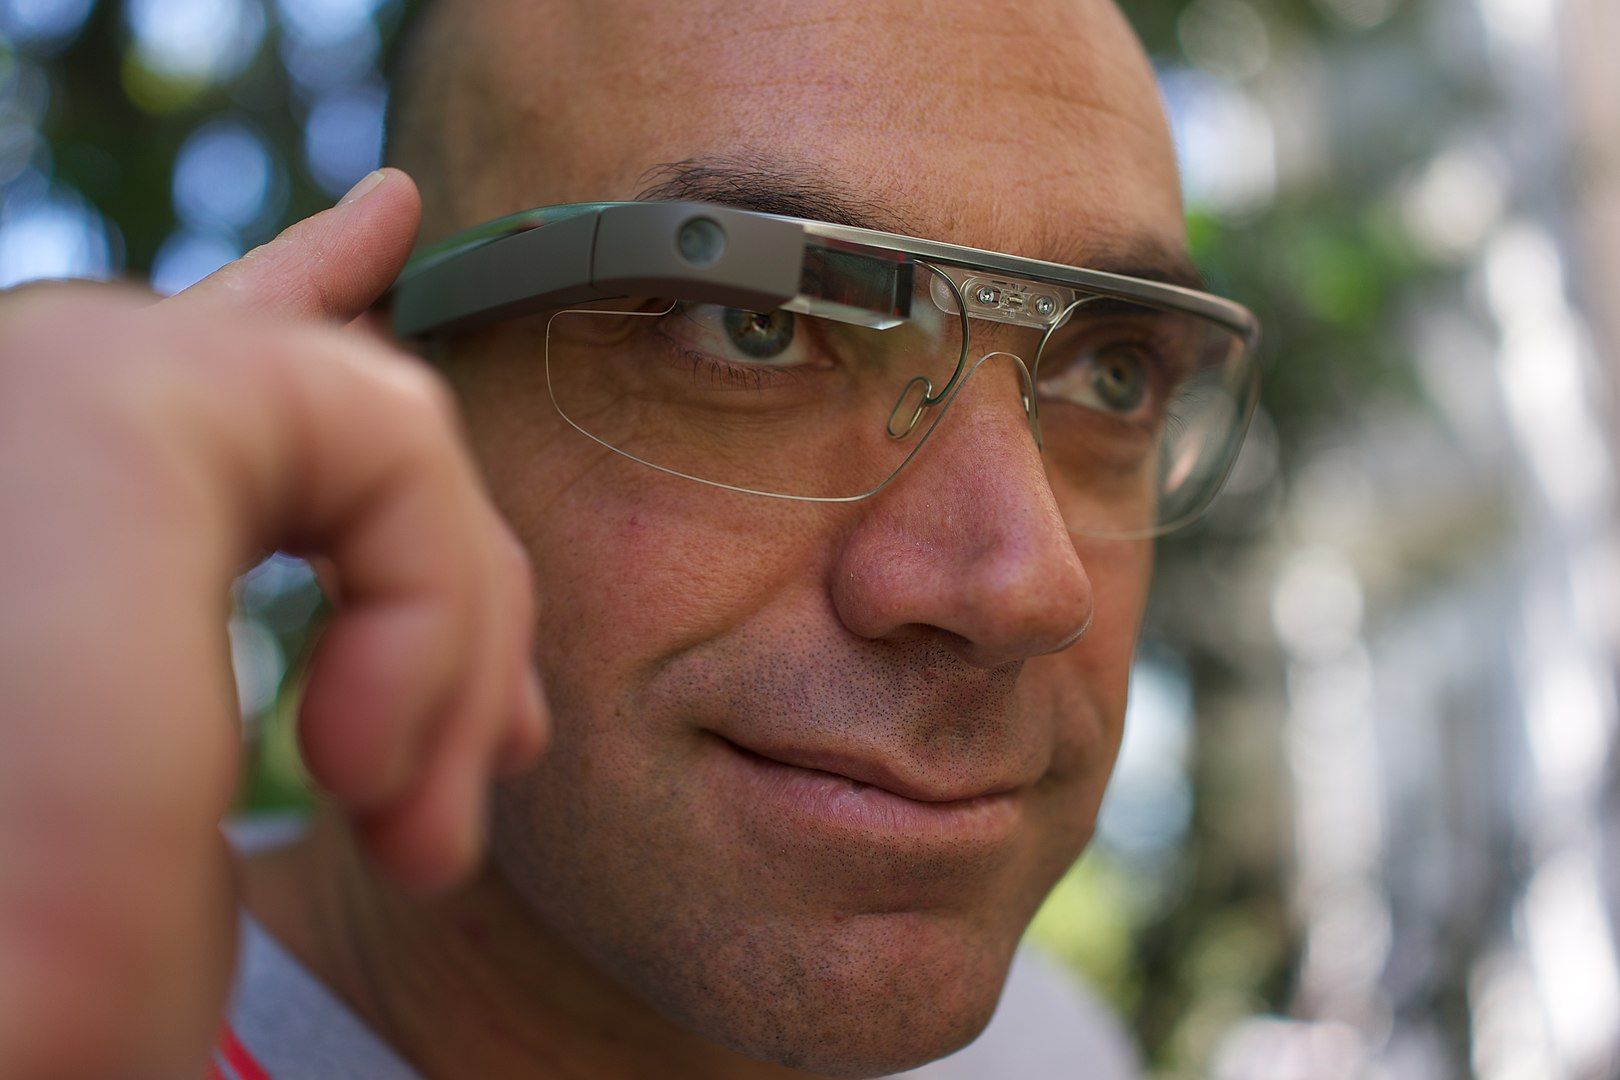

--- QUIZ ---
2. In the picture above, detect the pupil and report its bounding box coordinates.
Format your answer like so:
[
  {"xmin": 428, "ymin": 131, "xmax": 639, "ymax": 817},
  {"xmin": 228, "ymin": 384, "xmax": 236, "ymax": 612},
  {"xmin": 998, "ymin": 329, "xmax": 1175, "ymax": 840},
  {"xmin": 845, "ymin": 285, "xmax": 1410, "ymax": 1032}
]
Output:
[
  {"xmin": 723, "ymin": 308, "xmax": 795, "ymax": 359},
  {"xmin": 1094, "ymin": 347, "xmax": 1146, "ymax": 410}
]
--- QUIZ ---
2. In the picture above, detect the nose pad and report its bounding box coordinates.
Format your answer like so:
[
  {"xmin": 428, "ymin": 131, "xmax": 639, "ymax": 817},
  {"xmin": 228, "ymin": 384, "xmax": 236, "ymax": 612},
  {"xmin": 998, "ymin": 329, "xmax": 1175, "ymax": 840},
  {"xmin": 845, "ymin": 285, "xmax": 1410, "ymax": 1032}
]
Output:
[
  {"xmin": 886, "ymin": 352, "xmax": 1045, "ymax": 445},
  {"xmin": 887, "ymin": 375, "xmax": 933, "ymax": 439}
]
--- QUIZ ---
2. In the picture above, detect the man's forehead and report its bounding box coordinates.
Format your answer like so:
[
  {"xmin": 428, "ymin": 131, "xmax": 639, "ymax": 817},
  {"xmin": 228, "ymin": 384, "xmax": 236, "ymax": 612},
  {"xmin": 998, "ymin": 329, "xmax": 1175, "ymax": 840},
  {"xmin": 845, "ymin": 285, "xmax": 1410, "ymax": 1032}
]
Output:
[{"xmin": 423, "ymin": 0, "xmax": 1184, "ymax": 266}]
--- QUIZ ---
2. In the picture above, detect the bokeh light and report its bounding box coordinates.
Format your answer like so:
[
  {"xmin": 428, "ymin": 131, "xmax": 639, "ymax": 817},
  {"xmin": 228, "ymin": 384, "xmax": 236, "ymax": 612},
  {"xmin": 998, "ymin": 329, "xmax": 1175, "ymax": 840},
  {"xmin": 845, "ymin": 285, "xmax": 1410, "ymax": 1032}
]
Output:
[
  {"xmin": 0, "ymin": 0, "xmax": 96, "ymax": 50},
  {"xmin": 124, "ymin": 0, "xmax": 265, "ymax": 82},
  {"xmin": 149, "ymin": 229, "xmax": 239, "ymax": 295},
  {"xmin": 0, "ymin": 183, "xmax": 114, "ymax": 286},
  {"xmin": 1097, "ymin": 656, "xmax": 1195, "ymax": 860},
  {"xmin": 280, "ymin": 23, "xmax": 378, "ymax": 96},
  {"xmin": 1162, "ymin": 67, "xmax": 1278, "ymax": 216},
  {"xmin": 302, "ymin": 80, "xmax": 386, "ymax": 197},
  {"xmin": 172, "ymin": 118, "xmax": 283, "ymax": 235},
  {"xmin": 274, "ymin": 0, "xmax": 383, "ymax": 46},
  {"xmin": 1177, "ymin": 0, "xmax": 1271, "ymax": 82}
]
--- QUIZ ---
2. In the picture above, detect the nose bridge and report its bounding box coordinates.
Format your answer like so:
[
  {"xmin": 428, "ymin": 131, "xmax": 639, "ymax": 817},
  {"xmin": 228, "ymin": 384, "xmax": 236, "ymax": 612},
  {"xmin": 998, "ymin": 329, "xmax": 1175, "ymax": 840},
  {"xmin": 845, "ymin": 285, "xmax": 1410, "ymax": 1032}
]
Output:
[
  {"xmin": 925, "ymin": 348, "xmax": 1050, "ymax": 507},
  {"xmin": 887, "ymin": 332, "xmax": 1044, "ymax": 447},
  {"xmin": 963, "ymin": 345, "xmax": 1043, "ymax": 449},
  {"xmin": 848, "ymin": 347, "xmax": 1095, "ymax": 667}
]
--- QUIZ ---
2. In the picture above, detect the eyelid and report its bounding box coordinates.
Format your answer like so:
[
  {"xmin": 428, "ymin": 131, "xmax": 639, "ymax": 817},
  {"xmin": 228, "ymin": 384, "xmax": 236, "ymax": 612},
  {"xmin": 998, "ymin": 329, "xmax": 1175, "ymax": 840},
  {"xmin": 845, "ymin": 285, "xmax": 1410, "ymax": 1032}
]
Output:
[
  {"xmin": 655, "ymin": 304, "xmax": 819, "ymax": 379},
  {"xmin": 1045, "ymin": 316, "xmax": 1198, "ymax": 387},
  {"xmin": 1036, "ymin": 336, "xmax": 1178, "ymax": 425},
  {"xmin": 692, "ymin": 305, "xmax": 807, "ymax": 367}
]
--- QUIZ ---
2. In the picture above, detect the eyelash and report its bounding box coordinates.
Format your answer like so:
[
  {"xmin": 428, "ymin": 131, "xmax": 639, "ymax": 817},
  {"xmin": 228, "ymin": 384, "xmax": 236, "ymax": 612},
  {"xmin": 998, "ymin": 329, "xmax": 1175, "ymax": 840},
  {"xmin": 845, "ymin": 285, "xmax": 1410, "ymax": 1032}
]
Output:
[
  {"xmin": 649, "ymin": 306, "xmax": 825, "ymax": 390},
  {"xmin": 652, "ymin": 326, "xmax": 813, "ymax": 392}
]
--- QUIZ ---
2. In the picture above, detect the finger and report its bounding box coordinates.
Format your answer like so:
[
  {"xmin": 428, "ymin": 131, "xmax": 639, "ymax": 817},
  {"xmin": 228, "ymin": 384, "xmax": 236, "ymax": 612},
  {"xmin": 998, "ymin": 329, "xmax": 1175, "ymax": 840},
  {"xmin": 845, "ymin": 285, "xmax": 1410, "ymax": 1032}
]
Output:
[
  {"xmin": 495, "ymin": 568, "xmax": 549, "ymax": 775},
  {"xmin": 357, "ymin": 736, "xmax": 489, "ymax": 893},
  {"xmin": 269, "ymin": 361, "xmax": 483, "ymax": 813},
  {"xmin": 171, "ymin": 168, "xmax": 421, "ymax": 323},
  {"xmin": 356, "ymin": 513, "xmax": 536, "ymax": 882},
  {"xmin": 497, "ymin": 662, "xmax": 550, "ymax": 776},
  {"xmin": 298, "ymin": 461, "xmax": 503, "ymax": 814},
  {"xmin": 297, "ymin": 597, "xmax": 466, "ymax": 812},
  {"xmin": 480, "ymin": 527, "xmax": 549, "ymax": 775},
  {"xmin": 154, "ymin": 315, "xmax": 512, "ymax": 887}
]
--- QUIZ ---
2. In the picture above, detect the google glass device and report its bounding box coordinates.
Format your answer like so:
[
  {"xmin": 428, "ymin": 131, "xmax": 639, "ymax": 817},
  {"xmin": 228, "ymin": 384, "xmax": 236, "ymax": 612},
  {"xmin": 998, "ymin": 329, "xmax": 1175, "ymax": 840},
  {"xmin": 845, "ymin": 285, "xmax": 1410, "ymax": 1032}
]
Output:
[{"xmin": 391, "ymin": 200, "xmax": 1262, "ymax": 539}]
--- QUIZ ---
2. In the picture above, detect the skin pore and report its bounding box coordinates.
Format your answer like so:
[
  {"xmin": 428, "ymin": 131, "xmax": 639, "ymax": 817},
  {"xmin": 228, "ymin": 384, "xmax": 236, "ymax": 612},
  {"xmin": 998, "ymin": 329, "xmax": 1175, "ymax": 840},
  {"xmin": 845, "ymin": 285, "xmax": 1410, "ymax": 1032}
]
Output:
[{"xmin": 242, "ymin": 1, "xmax": 1183, "ymax": 1077}]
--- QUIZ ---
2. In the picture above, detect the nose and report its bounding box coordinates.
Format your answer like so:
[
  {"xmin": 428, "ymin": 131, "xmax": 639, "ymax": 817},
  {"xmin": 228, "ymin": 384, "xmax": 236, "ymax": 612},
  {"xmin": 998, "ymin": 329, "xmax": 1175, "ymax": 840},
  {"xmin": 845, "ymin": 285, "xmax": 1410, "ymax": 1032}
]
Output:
[{"xmin": 830, "ymin": 354, "xmax": 1095, "ymax": 668}]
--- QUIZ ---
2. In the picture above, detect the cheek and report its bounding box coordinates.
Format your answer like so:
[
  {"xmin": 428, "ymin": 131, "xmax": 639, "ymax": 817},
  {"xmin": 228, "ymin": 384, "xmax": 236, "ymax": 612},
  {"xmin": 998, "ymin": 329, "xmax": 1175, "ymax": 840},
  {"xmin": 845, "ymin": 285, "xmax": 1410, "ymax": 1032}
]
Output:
[
  {"xmin": 1027, "ymin": 536, "xmax": 1151, "ymax": 799},
  {"xmin": 526, "ymin": 480, "xmax": 830, "ymax": 682},
  {"xmin": 447, "ymin": 341, "xmax": 829, "ymax": 675},
  {"xmin": 1077, "ymin": 534, "xmax": 1154, "ymax": 702}
]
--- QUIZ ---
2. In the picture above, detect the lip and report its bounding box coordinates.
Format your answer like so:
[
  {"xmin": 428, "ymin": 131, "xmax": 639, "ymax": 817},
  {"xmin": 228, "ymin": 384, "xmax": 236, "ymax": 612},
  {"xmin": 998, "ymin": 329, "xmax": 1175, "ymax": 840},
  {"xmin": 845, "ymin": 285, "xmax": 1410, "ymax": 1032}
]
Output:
[
  {"xmin": 711, "ymin": 735, "xmax": 1024, "ymax": 843},
  {"xmin": 724, "ymin": 736, "xmax": 1016, "ymax": 803}
]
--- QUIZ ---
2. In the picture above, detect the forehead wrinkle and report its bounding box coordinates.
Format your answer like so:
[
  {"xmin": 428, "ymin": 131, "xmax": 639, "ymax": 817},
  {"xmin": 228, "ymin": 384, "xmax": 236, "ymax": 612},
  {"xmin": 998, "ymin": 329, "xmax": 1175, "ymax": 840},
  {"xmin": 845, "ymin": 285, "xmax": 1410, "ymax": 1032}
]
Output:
[
  {"xmin": 676, "ymin": 73, "xmax": 1167, "ymax": 143},
  {"xmin": 635, "ymin": 70, "xmax": 1174, "ymax": 193},
  {"xmin": 649, "ymin": 0, "xmax": 1150, "ymax": 60},
  {"xmin": 473, "ymin": 0, "xmax": 1162, "ymax": 130},
  {"xmin": 464, "ymin": 0, "xmax": 1161, "ymax": 131},
  {"xmin": 649, "ymin": 22, "xmax": 1165, "ymax": 124}
]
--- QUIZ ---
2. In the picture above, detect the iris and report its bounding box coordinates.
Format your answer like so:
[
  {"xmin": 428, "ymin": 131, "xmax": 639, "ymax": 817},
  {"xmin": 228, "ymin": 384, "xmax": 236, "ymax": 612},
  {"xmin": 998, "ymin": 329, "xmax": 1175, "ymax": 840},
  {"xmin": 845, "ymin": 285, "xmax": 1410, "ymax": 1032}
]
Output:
[{"xmin": 722, "ymin": 308, "xmax": 796, "ymax": 360}]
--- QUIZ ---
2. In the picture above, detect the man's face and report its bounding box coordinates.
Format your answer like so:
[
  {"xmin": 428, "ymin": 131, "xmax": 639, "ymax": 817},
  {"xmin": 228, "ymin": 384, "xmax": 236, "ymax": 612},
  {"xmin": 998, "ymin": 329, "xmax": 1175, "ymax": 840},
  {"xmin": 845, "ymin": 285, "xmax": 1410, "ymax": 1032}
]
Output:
[{"xmin": 427, "ymin": 0, "xmax": 1180, "ymax": 1073}]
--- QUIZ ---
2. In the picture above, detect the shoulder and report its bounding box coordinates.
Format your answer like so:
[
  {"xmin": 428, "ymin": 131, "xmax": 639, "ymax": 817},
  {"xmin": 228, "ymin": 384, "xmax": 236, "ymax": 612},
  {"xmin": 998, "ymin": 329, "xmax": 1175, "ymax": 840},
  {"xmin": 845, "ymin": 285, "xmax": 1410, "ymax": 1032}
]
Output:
[
  {"xmin": 215, "ymin": 912, "xmax": 422, "ymax": 1080},
  {"xmin": 216, "ymin": 816, "xmax": 422, "ymax": 1080},
  {"xmin": 886, "ymin": 947, "xmax": 1141, "ymax": 1080}
]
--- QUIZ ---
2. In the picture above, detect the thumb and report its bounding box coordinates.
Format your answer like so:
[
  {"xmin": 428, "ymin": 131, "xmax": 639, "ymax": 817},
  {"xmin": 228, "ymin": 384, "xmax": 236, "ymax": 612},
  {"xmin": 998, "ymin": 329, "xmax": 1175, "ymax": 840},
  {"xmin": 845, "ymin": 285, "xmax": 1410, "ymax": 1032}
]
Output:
[{"xmin": 171, "ymin": 168, "xmax": 422, "ymax": 323}]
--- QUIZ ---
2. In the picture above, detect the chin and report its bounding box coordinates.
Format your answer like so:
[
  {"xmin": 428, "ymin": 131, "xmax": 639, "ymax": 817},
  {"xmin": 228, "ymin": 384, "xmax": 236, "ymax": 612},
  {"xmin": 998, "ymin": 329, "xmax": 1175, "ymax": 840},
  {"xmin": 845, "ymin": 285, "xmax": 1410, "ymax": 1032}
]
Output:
[
  {"xmin": 487, "ymin": 727, "xmax": 1050, "ymax": 1077},
  {"xmin": 639, "ymin": 909, "xmax": 1018, "ymax": 1078}
]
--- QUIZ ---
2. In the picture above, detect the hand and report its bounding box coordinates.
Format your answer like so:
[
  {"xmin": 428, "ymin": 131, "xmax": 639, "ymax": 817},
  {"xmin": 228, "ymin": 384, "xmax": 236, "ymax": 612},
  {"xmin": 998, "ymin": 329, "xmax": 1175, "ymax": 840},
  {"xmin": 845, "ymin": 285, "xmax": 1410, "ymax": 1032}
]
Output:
[{"xmin": 0, "ymin": 169, "xmax": 548, "ymax": 1078}]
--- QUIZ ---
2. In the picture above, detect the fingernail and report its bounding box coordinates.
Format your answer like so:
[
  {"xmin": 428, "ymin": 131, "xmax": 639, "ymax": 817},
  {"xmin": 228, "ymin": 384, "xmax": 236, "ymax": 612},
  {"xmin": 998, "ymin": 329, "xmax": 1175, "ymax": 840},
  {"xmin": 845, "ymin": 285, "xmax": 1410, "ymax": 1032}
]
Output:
[{"xmin": 339, "ymin": 170, "xmax": 387, "ymax": 207}]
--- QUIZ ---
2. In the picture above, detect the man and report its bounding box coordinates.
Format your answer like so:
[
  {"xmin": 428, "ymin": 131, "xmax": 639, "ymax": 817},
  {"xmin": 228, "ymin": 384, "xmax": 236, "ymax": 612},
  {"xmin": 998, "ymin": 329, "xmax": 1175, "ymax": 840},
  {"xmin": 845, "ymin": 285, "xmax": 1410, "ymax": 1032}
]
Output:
[{"xmin": 0, "ymin": 0, "xmax": 1255, "ymax": 1076}]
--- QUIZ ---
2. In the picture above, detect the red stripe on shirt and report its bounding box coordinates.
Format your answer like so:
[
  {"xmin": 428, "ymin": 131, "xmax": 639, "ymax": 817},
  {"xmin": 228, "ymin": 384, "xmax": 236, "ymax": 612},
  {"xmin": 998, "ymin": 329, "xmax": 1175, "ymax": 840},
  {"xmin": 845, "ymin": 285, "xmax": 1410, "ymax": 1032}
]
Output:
[{"xmin": 216, "ymin": 1020, "xmax": 274, "ymax": 1080}]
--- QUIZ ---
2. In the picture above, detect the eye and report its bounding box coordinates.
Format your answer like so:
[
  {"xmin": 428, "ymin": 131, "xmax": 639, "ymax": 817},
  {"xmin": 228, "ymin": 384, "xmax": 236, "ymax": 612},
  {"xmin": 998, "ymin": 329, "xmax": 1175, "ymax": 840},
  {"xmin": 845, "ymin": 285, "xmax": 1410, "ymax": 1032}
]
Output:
[
  {"xmin": 1040, "ymin": 342, "xmax": 1154, "ymax": 415},
  {"xmin": 659, "ymin": 304, "xmax": 809, "ymax": 369},
  {"xmin": 1088, "ymin": 344, "xmax": 1150, "ymax": 411},
  {"xmin": 722, "ymin": 307, "xmax": 796, "ymax": 361}
]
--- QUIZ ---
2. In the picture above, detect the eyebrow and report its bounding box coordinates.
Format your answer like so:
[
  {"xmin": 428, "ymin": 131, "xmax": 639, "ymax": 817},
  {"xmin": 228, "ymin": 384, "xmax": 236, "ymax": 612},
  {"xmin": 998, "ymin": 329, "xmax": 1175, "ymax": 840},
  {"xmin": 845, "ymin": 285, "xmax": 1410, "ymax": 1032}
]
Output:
[
  {"xmin": 635, "ymin": 155, "xmax": 1209, "ymax": 293},
  {"xmin": 1079, "ymin": 250, "xmax": 1208, "ymax": 293},
  {"xmin": 636, "ymin": 155, "xmax": 917, "ymax": 233}
]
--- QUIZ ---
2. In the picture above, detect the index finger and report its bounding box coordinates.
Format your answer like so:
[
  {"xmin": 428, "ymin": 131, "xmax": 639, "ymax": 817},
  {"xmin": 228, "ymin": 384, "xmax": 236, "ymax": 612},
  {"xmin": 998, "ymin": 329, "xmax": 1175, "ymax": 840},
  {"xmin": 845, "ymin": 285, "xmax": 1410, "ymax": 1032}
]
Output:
[{"xmin": 170, "ymin": 168, "xmax": 422, "ymax": 324}]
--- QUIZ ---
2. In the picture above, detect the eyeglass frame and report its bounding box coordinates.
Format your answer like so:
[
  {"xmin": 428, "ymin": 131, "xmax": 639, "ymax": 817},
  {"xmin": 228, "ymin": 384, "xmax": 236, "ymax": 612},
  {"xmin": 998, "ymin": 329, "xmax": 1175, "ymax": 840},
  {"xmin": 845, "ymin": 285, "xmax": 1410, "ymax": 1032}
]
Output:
[{"xmin": 388, "ymin": 200, "xmax": 1263, "ymax": 533}]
